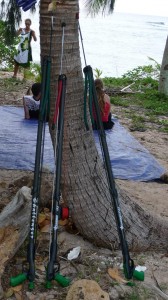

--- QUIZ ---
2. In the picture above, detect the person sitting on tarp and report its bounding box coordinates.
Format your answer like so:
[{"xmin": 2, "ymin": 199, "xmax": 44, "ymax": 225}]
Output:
[
  {"xmin": 23, "ymin": 82, "xmax": 41, "ymax": 119},
  {"xmin": 93, "ymin": 78, "xmax": 114, "ymax": 130}
]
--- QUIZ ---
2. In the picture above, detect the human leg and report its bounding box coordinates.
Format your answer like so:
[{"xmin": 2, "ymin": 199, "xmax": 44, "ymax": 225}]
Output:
[
  {"xmin": 13, "ymin": 62, "xmax": 19, "ymax": 78},
  {"xmin": 23, "ymin": 97, "xmax": 30, "ymax": 119}
]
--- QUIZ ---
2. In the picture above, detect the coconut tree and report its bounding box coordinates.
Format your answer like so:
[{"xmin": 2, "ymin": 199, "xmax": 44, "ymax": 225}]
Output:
[
  {"xmin": 39, "ymin": 0, "xmax": 168, "ymax": 252},
  {"xmin": 159, "ymin": 35, "xmax": 168, "ymax": 95}
]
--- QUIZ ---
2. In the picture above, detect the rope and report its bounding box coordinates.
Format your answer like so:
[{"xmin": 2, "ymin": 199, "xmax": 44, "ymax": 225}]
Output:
[
  {"xmin": 52, "ymin": 22, "xmax": 66, "ymax": 128},
  {"xmin": 78, "ymin": 24, "xmax": 87, "ymax": 66},
  {"xmin": 76, "ymin": 13, "xmax": 87, "ymax": 66},
  {"xmin": 60, "ymin": 22, "xmax": 66, "ymax": 75},
  {"xmin": 77, "ymin": 16, "xmax": 95, "ymax": 130},
  {"xmin": 49, "ymin": 22, "xmax": 66, "ymax": 263},
  {"xmin": 52, "ymin": 79, "xmax": 63, "ymax": 128},
  {"xmin": 83, "ymin": 66, "xmax": 95, "ymax": 130}
]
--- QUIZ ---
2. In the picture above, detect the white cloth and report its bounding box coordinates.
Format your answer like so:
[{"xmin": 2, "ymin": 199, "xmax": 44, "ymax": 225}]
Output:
[
  {"xmin": 14, "ymin": 29, "xmax": 31, "ymax": 65},
  {"xmin": 23, "ymin": 95, "xmax": 40, "ymax": 111}
]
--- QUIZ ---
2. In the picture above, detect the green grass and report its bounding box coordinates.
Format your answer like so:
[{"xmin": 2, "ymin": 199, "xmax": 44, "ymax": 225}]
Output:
[
  {"xmin": 110, "ymin": 91, "xmax": 168, "ymax": 116},
  {"xmin": 104, "ymin": 68, "xmax": 168, "ymax": 132},
  {"xmin": 125, "ymin": 286, "xmax": 152, "ymax": 300},
  {"xmin": 111, "ymin": 96, "xmax": 130, "ymax": 107}
]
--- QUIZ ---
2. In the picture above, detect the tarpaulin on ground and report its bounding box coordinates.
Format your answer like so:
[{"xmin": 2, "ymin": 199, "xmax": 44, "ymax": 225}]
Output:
[
  {"xmin": 0, "ymin": 106, "xmax": 166, "ymax": 181},
  {"xmin": 94, "ymin": 120, "xmax": 166, "ymax": 181}
]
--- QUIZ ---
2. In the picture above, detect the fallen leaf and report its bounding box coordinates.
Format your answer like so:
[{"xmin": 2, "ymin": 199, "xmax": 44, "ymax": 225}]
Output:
[
  {"xmin": 59, "ymin": 219, "xmax": 68, "ymax": 226},
  {"xmin": 39, "ymin": 219, "xmax": 51, "ymax": 229},
  {"xmin": 14, "ymin": 291, "xmax": 23, "ymax": 300},
  {"xmin": 43, "ymin": 207, "xmax": 50, "ymax": 213},
  {"xmin": 4, "ymin": 288, "xmax": 14, "ymax": 298},
  {"xmin": 45, "ymin": 212, "xmax": 52, "ymax": 220},
  {"xmin": 0, "ymin": 181, "xmax": 6, "ymax": 188},
  {"xmin": 0, "ymin": 228, "xmax": 5, "ymax": 242},
  {"xmin": 108, "ymin": 268, "xmax": 128, "ymax": 283},
  {"xmin": 40, "ymin": 224, "xmax": 51, "ymax": 233},
  {"xmin": 38, "ymin": 213, "xmax": 46, "ymax": 225},
  {"xmin": 36, "ymin": 264, "xmax": 45, "ymax": 272},
  {"xmin": 12, "ymin": 284, "xmax": 22, "ymax": 292}
]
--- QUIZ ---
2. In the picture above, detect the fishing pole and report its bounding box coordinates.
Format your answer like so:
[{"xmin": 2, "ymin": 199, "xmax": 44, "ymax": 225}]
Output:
[
  {"xmin": 83, "ymin": 65, "xmax": 144, "ymax": 281},
  {"xmin": 46, "ymin": 74, "xmax": 70, "ymax": 288},
  {"xmin": 10, "ymin": 55, "xmax": 51, "ymax": 289},
  {"xmin": 45, "ymin": 22, "xmax": 70, "ymax": 288}
]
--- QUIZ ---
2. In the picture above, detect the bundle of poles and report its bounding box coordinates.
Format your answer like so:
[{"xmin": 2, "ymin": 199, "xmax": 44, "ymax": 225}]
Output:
[
  {"xmin": 10, "ymin": 55, "xmax": 70, "ymax": 289},
  {"xmin": 10, "ymin": 20, "xmax": 144, "ymax": 291}
]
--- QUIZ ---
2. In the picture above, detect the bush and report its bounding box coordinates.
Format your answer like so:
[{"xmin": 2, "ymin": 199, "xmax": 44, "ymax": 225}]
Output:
[{"xmin": 0, "ymin": 20, "xmax": 18, "ymax": 69}]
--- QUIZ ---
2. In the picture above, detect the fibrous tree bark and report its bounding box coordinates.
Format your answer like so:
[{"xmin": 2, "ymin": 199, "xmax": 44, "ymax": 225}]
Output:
[
  {"xmin": 159, "ymin": 35, "xmax": 168, "ymax": 95},
  {"xmin": 40, "ymin": 0, "xmax": 168, "ymax": 252}
]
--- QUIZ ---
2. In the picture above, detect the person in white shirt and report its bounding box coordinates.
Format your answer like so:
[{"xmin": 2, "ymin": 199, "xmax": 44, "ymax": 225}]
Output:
[
  {"xmin": 13, "ymin": 18, "xmax": 37, "ymax": 78},
  {"xmin": 23, "ymin": 82, "xmax": 41, "ymax": 119}
]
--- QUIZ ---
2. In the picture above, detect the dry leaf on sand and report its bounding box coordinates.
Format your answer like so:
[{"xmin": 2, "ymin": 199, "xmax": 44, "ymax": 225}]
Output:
[
  {"xmin": 38, "ymin": 213, "xmax": 46, "ymax": 225},
  {"xmin": 40, "ymin": 224, "xmax": 51, "ymax": 233},
  {"xmin": 4, "ymin": 288, "xmax": 14, "ymax": 298},
  {"xmin": 14, "ymin": 291, "xmax": 23, "ymax": 300},
  {"xmin": 12, "ymin": 284, "xmax": 22, "ymax": 292},
  {"xmin": 108, "ymin": 268, "xmax": 128, "ymax": 283},
  {"xmin": 59, "ymin": 219, "xmax": 68, "ymax": 226}
]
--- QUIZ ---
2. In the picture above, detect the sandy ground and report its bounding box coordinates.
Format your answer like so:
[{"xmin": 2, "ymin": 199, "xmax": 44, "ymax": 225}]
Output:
[
  {"xmin": 113, "ymin": 107, "xmax": 168, "ymax": 222},
  {"xmin": 0, "ymin": 72, "xmax": 168, "ymax": 299}
]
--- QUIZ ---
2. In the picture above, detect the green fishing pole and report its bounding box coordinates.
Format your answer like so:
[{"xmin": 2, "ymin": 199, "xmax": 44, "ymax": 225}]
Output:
[
  {"xmin": 10, "ymin": 55, "xmax": 51, "ymax": 289},
  {"xmin": 83, "ymin": 65, "xmax": 144, "ymax": 281}
]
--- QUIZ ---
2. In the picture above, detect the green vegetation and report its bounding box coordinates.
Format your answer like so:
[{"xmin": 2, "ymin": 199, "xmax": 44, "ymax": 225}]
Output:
[
  {"xmin": 0, "ymin": 20, "xmax": 18, "ymax": 69},
  {"xmin": 23, "ymin": 63, "xmax": 41, "ymax": 81},
  {"xmin": 94, "ymin": 68, "xmax": 103, "ymax": 78},
  {"xmin": 125, "ymin": 286, "xmax": 154, "ymax": 300},
  {"xmin": 103, "ymin": 62, "xmax": 168, "ymax": 132}
]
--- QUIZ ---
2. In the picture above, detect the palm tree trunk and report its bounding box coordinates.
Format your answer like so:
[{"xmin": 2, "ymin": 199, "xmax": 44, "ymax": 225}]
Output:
[
  {"xmin": 40, "ymin": 0, "xmax": 168, "ymax": 251},
  {"xmin": 159, "ymin": 35, "xmax": 168, "ymax": 95}
]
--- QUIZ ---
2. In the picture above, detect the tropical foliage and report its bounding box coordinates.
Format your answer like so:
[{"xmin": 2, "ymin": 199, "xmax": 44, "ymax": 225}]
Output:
[
  {"xmin": 0, "ymin": 20, "xmax": 18, "ymax": 69},
  {"xmin": 0, "ymin": 0, "xmax": 21, "ymax": 44},
  {"xmin": 85, "ymin": 0, "xmax": 115, "ymax": 14}
]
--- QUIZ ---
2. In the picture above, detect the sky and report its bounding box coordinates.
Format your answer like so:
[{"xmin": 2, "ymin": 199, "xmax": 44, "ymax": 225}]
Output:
[
  {"xmin": 81, "ymin": 0, "xmax": 168, "ymax": 17},
  {"xmin": 113, "ymin": 0, "xmax": 168, "ymax": 17},
  {"xmin": 22, "ymin": 0, "xmax": 168, "ymax": 25}
]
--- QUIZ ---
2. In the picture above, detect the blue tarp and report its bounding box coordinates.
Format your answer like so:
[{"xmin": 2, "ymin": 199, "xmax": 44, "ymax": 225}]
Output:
[
  {"xmin": 0, "ymin": 106, "xmax": 54, "ymax": 171},
  {"xmin": 0, "ymin": 106, "xmax": 165, "ymax": 181},
  {"xmin": 94, "ymin": 121, "xmax": 165, "ymax": 181}
]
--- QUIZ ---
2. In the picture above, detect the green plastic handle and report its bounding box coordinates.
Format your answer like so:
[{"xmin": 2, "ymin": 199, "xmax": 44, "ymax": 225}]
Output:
[
  {"xmin": 45, "ymin": 281, "xmax": 52, "ymax": 289},
  {"xmin": 28, "ymin": 281, "xmax": 35, "ymax": 290},
  {"xmin": 10, "ymin": 273, "xmax": 27, "ymax": 287},
  {"xmin": 133, "ymin": 270, "xmax": 145, "ymax": 281},
  {"xmin": 55, "ymin": 273, "xmax": 70, "ymax": 287}
]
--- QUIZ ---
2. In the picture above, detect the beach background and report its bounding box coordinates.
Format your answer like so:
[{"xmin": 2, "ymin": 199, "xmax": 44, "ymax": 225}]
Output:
[{"xmin": 20, "ymin": 7, "xmax": 168, "ymax": 77}]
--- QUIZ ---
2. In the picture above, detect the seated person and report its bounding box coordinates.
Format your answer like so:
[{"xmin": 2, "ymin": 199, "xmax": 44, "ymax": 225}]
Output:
[
  {"xmin": 93, "ymin": 78, "xmax": 114, "ymax": 130},
  {"xmin": 23, "ymin": 82, "xmax": 41, "ymax": 119}
]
